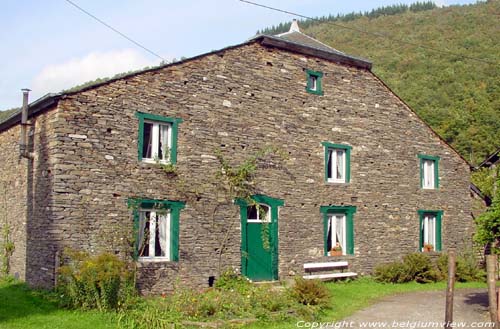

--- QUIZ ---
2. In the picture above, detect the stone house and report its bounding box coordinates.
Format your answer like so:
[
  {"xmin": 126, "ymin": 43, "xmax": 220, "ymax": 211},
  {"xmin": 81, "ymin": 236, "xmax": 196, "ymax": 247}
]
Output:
[{"xmin": 0, "ymin": 22, "xmax": 474, "ymax": 293}]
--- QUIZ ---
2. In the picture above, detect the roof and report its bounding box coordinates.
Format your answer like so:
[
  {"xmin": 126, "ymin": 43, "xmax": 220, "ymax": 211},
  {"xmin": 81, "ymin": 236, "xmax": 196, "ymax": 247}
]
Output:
[
  {"xmin": 477, "ymin": 147, "xmax": 500, "ymax": 169},
  {"xmin": 276, "ymin": 20, "xmax": 346, "ymax": 56},
  {"xmin": 0, "ymin": 23, "xmax": 373, "ymax": 133},
  {"xmin": 470, "ymin": 183, "xmax": 492, "ymax": 206}
]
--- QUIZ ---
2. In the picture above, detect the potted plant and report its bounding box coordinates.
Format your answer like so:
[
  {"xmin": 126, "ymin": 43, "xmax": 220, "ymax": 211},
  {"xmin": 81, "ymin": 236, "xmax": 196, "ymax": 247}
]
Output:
[
  {"xmin": 330, "ymin": 243, "xmax": 343, "ymax": 256},
  {"xmin": 423, "ymin": 243, "xmax": 434, "ymax": 252}
]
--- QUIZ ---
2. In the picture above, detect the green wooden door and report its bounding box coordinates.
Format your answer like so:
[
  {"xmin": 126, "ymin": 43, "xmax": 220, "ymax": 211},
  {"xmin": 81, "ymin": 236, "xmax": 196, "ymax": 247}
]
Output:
[
  {"xmin": 239, "ymin": 196, "xmax": 283, "ymax": 282},
  {"xmin": 245, "ymin": 221, "xmax": 274, "ymax": 281}
]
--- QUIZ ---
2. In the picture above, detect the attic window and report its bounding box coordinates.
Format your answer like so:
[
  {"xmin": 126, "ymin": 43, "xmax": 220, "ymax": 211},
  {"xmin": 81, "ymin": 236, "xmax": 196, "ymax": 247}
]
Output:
[{"xmin": 306, "ymin": 70, "xmax": 323, "ymax": 95}]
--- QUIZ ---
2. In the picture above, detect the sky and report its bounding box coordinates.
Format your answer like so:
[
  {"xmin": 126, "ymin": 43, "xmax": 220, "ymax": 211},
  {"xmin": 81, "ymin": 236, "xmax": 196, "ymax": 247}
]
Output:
[{"xmin": 0, "ymin": 0, "xmax": 478, "ymax": 110}]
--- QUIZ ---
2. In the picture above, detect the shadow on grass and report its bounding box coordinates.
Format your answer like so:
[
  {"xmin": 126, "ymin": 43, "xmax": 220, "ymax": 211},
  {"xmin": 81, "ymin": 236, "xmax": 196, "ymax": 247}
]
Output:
[{"xmin": 0, "ymin": 281, "xmax": 58, "ymax": 323}]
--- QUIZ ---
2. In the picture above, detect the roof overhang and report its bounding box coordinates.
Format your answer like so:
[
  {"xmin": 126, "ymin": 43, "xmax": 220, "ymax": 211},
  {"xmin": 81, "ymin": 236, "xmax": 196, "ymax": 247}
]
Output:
[
  {"xmin": 0, "ymin": 93, "xmax": 61, "ymax": 133},
  {"xmin": 254, "ymin": 35, "xmax": 372, "ymax": 70}
]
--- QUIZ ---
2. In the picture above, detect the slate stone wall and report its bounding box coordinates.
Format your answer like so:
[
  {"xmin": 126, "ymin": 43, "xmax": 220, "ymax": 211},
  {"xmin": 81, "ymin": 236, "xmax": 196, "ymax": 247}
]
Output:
[
  {"xmin": 0, "ymin": 124, "xmax": 28, "ymax": 280},
  {"xmin": 0, "ymin": 42, "xmax": 473, "ymax": 293}
]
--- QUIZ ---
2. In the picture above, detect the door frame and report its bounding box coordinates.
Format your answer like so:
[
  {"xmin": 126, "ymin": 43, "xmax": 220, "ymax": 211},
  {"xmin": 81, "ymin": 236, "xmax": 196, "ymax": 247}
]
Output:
[{"xmin": 236, "ymin": 194, "xmax": 284, "ymax": 281}]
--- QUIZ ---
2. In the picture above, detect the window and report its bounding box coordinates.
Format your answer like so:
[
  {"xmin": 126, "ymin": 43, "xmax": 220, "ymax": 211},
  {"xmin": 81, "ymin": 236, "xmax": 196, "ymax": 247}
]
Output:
[
  {"xmin": 418, "ymin": 210, "xmax": 442, "ymax": 252},
  {"xmin": 322, "ymin": 142, "xmax": 352, "ymax": 183},
  {"xmin": 246, "ymin": 204, "xmax": 270, "ymax": 223},
  {"xmin": 418, "ymin": 154, "xmax": 440, "ymax": 189},
  {"xmin": 128, "ymin": 198, "xmax": 186, "ymax": 262},
  {"xmin": 136, "ymin": 112, "xmax": 183, "ymax": 164},
  {"xmin": 327, "ymin": 213, "xmax": 346, "ymax": 255},
  {"xmin": 137, "ymin": 210, "xmax": 171, "ymax": 260},
  {"xmin": 306, "ymin": 70, "xmax": 323, "ymax": 95},
  {"xmin": 320, "ymin": 205, "xmax": 356, "ymax": 256}
]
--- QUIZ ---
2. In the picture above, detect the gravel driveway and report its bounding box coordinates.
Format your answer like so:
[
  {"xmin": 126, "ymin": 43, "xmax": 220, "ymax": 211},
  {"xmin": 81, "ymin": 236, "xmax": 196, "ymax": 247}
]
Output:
[{"xmin": 338, "ymin": 289, "xmax": 493, "ymax": 329}]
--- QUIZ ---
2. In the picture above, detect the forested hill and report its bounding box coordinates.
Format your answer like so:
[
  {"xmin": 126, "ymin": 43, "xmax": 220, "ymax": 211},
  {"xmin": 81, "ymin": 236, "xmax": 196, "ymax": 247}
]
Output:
[{"xmin": 260, "ymin": 1, "xmax": 499, "ymax": 165}]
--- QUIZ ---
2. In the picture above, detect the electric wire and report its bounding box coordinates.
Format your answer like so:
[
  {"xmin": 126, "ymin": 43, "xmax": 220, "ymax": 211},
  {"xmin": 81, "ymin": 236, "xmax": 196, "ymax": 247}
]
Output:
[
  {"xmin": 64, "ymin": 0, "xmax": 166, "ymax": 61},
  {"xmin": 239, "ymin": 0, "xmax": 498, "ymax": 66}
]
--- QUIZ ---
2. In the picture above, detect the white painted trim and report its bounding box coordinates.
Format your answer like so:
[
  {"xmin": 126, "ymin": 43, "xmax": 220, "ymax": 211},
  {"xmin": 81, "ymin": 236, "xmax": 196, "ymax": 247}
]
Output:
[
  {"xmin": 138, "ymin": 257, "xmax": 171, "ymax": 263},
  {"xmin": 304, "ymin": 261, "xmax": 348, "ymax": 269},
  {"xmin": 303, "ymin": 272, "xmax": 357, "ymax": 280}
]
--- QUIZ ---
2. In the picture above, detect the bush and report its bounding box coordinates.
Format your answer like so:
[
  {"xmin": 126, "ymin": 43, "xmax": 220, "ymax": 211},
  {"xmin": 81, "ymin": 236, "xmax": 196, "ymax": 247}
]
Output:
[
  {"xmin": 374, "ymin": 262, "xmax": 409, "ymax": 283},
  {"xmin": 289, "ymin": 277, "xmax": 331, "ymax": 308},
  {"xmin": 375, "ymin": 253, "xmax": 440, "ymax": 283},
  {"xmin": 402, "ymin": 253, "xmax": 440, "ymax": 283},
  {"xmin": 57, "ymin": 250, "xmax": 136, "ymax": 311},
  {"xmin": 437, "ymin": 252, "xmax": 485, "ymax": 282},
  {"xmin": 214, "ymin": 268, "xmax": 252, "ymax": 293}
]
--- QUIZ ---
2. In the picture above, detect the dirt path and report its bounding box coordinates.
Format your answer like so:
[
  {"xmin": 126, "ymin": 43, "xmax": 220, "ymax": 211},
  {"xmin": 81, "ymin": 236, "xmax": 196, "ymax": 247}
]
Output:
[{"xmin": 339, "ymin": 289, "xmax": 493, "ymax": 328}]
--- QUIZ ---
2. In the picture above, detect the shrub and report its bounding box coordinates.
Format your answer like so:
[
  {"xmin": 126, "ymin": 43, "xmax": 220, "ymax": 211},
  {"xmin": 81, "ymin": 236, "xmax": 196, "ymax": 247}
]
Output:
[
  {"xmin": 214, "ymin": 268, "xmax": 252, "ymax": 293},
  {"xmin": 375, "ymin": 253, "xmax": 440, "ymax": 283},
  {"xmin": 437, "ymin": 252, "xmax": 485, "ymax": 282},
  {"xmin": 289, "ymin": 277, "xmax": 331, "ymax": 308},
  {"xmin": 57, "ymin": 250, "xmax": 136, "ymax": 311},
  {"xmin": 374, "ymin": 262, "xmax": 409, "ymax": 283},
  {"xmin": 402, "ymin": 253, "xmax": 440, "ymax": 283}
]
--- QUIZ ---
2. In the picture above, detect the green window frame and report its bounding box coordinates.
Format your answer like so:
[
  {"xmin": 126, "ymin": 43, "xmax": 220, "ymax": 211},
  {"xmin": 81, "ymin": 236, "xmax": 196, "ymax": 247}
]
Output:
[
  {"xmin": 418, "ymin": 210, "xmax": 442, "ymax": 252},
  {"xmin": 320, "ymin": 205, "xmax": 356, "ymax": 256},
  {"xmin": 322, "ymin": 142, "xmax": 352, "ymax": 183},
  {"xmin": 418, "ymin": 154, "xmax": 440, "ymax": 189},
  {"xmin": 306, "ymin": 69, "xmax": 324, "ymax": 95},
  {"xmin": 128, "ymin": 198, "xmax": 186, "ymax": 261},
  {"xmin": 135, "ymin": 112, "xmax": 183, "ymax": 164}
]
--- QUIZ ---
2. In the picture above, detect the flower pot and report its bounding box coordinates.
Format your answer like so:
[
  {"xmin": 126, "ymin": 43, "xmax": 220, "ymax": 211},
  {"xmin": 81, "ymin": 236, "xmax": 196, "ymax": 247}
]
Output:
[{"xmin": 330, "ymin": 250, "xmax": 343, "ymax": 256}]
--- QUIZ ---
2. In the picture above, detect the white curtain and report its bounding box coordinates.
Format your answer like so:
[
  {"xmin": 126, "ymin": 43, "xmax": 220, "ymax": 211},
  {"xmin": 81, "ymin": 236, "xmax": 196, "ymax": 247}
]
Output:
[
  {"xmin": 336, "ymin": 150, "xmax": 344, "ymax": 180},
  {"xmin": 158, "ymin": 214, "xmax": 169, "ymax": 258},
  {"xmin": 424, "ymin": 160, "xmax": 434, "ymax": 188},
  {"xmin": 335, "ymin": 215, "xmax": 344, "ymax": 250},
  {"xmin": 159, "ymin": 124, "xmax": 169, "ymax": 161},
  {"xmin": 427, "ymin": 215, "xmax": 435, "ymax": 246}
]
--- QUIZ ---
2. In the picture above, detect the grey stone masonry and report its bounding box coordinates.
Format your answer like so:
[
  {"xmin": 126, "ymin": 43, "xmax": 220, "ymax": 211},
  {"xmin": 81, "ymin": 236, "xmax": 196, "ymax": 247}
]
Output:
[{"xmin": 0, "ymin": 41, "xmax": 472, "ymax": 293}]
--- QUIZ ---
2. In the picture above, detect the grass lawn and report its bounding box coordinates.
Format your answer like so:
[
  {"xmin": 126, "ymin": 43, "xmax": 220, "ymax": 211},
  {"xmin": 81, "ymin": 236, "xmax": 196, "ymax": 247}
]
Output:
[
  {"xmin": 0, "ymin": 278, "xmax": 487, "ymax": 329},
  {"xmin": 0, "ymin": 280, "xmax": 117, "ymax": 329}
]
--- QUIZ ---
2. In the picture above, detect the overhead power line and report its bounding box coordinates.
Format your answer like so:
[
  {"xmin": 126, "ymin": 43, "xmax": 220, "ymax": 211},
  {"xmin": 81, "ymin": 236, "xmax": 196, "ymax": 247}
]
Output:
[
  {"xmin": 239, "ymin": 0, "xmax": 498, "ymax": 66},
  {"xmin": 64, "ymin": 0, "xmax": 166, "ymax": 61}
]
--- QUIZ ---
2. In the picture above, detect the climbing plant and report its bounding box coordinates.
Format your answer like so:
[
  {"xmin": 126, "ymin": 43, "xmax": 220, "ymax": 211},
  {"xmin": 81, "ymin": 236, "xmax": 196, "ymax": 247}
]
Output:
[{"xmin": 213, "ymin": 145, "xmax": 287, "ymax": 273}]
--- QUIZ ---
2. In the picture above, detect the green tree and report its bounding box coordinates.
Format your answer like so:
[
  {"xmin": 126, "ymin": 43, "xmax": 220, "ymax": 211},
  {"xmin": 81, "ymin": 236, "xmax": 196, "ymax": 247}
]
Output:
[{"xmin": 475, "ymin": 182, "xmax": 500, "ymax": 252}]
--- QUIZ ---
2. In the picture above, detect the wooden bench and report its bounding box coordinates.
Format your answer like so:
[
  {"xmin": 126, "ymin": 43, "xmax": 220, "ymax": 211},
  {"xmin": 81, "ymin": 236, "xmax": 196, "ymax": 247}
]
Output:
[{"xmin": 303, "ymin": 261, "xmax": 357, "ymax": 280}]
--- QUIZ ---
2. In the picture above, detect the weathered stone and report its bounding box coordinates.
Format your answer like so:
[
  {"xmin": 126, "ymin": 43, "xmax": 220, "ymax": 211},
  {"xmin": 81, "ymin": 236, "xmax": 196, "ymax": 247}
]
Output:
[{"xmin": 0, "ymin": 41, "xmax": 473, "ymax": 295}]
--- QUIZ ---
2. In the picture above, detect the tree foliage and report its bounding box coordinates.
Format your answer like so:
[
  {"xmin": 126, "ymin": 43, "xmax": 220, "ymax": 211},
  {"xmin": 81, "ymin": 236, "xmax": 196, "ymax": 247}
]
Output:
[
  {"xmin": 0, "ymin": 108, "xmax": 18, "ymax": 123},
  {"xmin": 475, "ymin": 182, "xmax": 500, "ymax": 252},
  {"xmin": 260, "ymin": 1, "xmax": 499, "ymax": 165}
]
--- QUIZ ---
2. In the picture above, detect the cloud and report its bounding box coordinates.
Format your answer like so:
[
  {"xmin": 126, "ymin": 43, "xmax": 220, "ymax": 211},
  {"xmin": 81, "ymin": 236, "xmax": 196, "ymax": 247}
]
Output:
[{"xmin": 32, "ymin": 49, "xmax": 163, "ymax": 97}]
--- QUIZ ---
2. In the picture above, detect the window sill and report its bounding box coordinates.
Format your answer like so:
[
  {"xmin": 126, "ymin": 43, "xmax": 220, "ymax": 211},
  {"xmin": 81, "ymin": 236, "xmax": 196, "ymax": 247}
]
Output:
[
  {"xmin": 325, "ymin": 181, "xmax": 350, "ymax": 186},
  {"xmin": 137, "ymin": 257, "xmax": 172, "ymax": 263},
  {"xmin": 140, "ymin": 159, "xmax": 171, "ymax": 165}
]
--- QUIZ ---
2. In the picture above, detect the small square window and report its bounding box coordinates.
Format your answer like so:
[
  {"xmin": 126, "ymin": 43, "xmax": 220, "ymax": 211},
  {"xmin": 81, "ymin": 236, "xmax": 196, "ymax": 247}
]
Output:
[
  {"xmin": 306, "ymin": 70, "xmax": 323, "ymax": 95},
  {"xmin": 142, "ymin": 121, "xmax": 171, "ymax": 163},
  {"xmin": 418, "ymin": 154, "xmax": 440, "ymax": 189},
  {"xmin": 322, "ymin": 142, "xmax": 352, "ymax": 184},
  {"xmin": 136, "ymin": 112, "xmax": 182, "ymax": 165}
]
